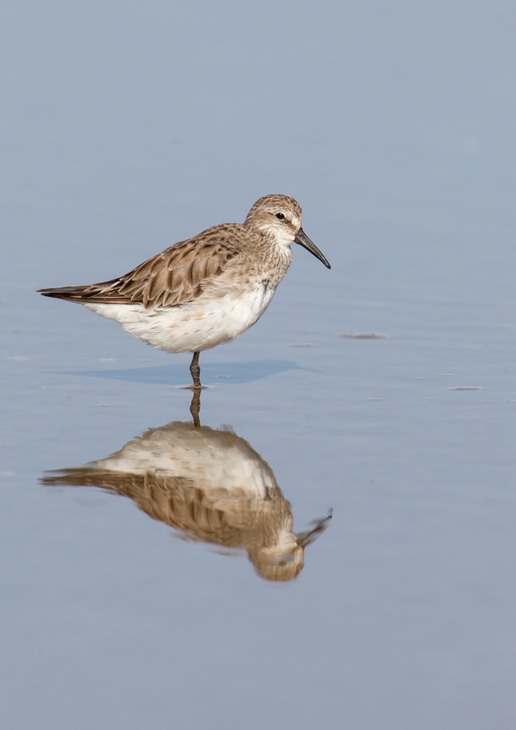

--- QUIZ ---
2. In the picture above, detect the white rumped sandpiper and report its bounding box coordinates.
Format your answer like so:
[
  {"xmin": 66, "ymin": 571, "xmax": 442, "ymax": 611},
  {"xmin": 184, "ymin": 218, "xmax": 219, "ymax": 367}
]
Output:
[{"xmin": 39, "ymin": 194, "xmax": 331, "ymax": 387}]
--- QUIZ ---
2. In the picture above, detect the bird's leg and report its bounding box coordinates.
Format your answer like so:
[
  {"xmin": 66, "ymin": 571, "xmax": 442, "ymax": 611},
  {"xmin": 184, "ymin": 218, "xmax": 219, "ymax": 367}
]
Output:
[{"xmin": 189, "ymin": 351, "xmax": 201, "ymax": 389}]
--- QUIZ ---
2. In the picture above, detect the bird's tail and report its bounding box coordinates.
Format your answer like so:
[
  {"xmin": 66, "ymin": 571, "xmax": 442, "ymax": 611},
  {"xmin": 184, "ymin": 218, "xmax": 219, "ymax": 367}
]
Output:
[
  {"xmin": 38, "ymin": 280, "xmax": 122, "ymax": 303},
  {"xmin": 38, "ymin": 285, "xmax": 92, "ymax": 301}
]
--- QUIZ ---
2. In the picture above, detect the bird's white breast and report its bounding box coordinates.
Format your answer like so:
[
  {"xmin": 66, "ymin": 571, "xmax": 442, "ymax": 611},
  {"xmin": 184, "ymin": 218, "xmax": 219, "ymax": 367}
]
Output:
[{"xmin": 84, "ymin": 282, "xmax": 276, "ymax": 353}]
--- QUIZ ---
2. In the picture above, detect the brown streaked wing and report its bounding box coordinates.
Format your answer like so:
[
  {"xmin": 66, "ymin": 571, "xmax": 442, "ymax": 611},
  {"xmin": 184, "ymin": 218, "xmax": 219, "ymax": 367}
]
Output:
[{"xmin": 86, "ymin": 226, "xmax": 241, "ymax": 308}]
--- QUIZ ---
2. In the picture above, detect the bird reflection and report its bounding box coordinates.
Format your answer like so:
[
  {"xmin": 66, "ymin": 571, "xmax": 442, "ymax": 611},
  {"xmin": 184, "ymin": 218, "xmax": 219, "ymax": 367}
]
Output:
[{"xmin": 41, "ymin": 393, "xmax": 331, "ymax": 582}]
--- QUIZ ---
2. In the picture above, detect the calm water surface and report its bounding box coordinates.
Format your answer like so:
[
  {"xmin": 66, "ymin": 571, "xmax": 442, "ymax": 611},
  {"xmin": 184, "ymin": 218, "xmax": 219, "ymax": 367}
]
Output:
[{"xmin": 2, "ymin": 2, "xmax": 516, "ymax": 729}]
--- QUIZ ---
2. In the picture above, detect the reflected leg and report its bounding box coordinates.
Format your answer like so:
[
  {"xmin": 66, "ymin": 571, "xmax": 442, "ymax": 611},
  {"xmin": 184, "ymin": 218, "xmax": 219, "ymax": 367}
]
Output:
[{"xmin": 189, "ymin": 388, "xmax": 201, "ymax": 428}]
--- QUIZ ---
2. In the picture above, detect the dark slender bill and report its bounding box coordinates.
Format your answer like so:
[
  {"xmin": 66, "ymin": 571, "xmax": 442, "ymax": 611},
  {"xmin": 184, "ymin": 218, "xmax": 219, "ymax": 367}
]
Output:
[{"xmin": 294, "ymin": 228, "xmax": 331, "ymax": 269}]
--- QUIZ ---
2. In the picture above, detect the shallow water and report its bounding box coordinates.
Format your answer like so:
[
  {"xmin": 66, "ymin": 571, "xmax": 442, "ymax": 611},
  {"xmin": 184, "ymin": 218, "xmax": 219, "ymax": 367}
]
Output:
[{"xmin": 2, "ymin": 2, "xmax": 516, "ymax": 729}]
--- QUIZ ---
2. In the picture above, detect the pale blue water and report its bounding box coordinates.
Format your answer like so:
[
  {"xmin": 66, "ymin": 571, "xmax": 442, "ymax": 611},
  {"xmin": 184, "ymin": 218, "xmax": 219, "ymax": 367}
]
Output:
[{"xmin": 2, "ymin": 2, "xmax": 516, "ymax": 729}]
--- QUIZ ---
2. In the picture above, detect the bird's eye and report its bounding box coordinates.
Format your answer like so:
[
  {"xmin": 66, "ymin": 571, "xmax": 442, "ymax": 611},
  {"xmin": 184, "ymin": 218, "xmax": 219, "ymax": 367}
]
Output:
[{"xmin": 275, "ymin": 212, "xmax": 285, "ymax": 220}]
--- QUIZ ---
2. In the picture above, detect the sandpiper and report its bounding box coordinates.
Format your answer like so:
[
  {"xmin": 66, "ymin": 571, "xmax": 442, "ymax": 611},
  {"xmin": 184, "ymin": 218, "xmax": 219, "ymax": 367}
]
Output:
[{"xmin": 39, "ymin": 194, "xmax": 331, "ymax": 387}]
